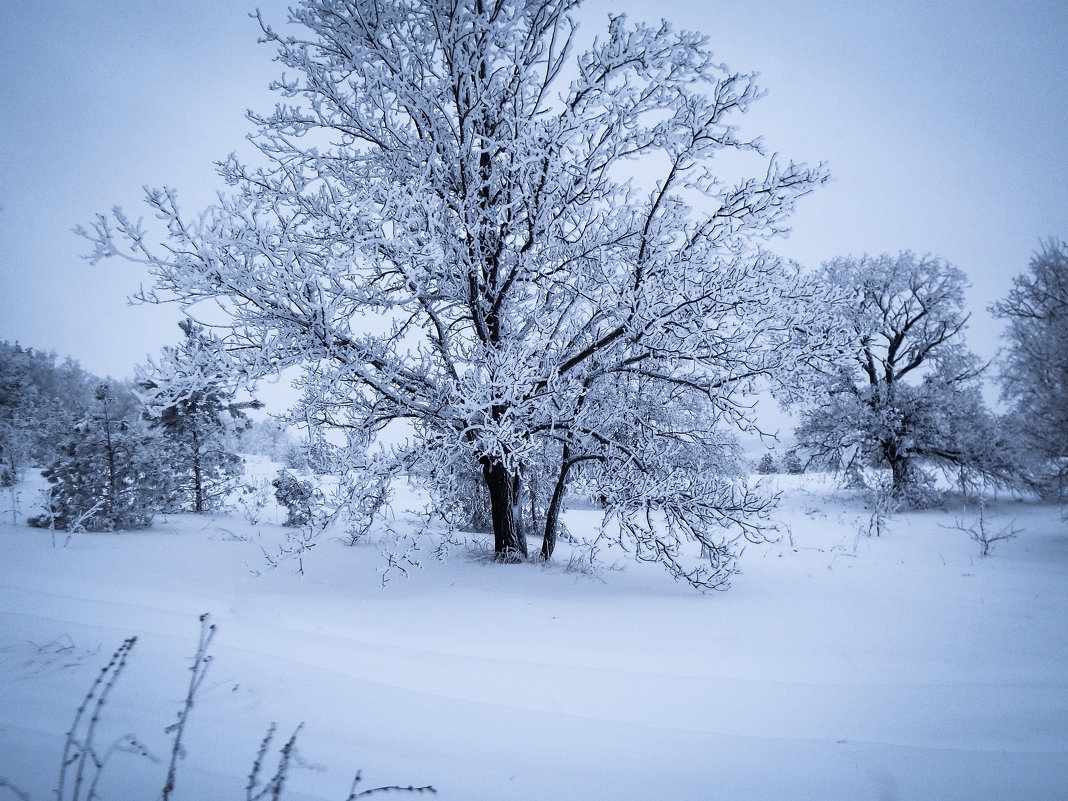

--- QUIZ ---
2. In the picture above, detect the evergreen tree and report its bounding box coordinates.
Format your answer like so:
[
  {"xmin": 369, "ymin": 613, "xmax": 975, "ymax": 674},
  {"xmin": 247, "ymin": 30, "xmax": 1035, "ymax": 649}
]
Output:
[
  {"xmin": 0, "ymin": 343, "xmax": 39, "ymax": 486},
  {"xmin": 0, "ymin": 342, "xmax": 97, "ymax": 485},
  {"xmin": 756, "ymin": 453, "xmax": 777, "ymax": 475},
  {"xmin": 272, "ymin": 469, "xmax": 316, "ymax": 528},
  {"xmin": 782, "ymin": 448, "xmax": 805, "ymax": 475},
  {"xmin": 30, "ymin": 383, "xmax": 158, "ymax": 531},
  {"xmin": 141, "ymin": 321, "xmax": 260, "ymax": 513}
]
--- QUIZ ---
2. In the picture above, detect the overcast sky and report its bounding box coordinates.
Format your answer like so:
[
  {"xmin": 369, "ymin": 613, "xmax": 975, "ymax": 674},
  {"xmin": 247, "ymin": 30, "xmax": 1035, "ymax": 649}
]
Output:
[{"xmin": 2, "ymin": 1, "xmax": 1065, "ymax": 411}]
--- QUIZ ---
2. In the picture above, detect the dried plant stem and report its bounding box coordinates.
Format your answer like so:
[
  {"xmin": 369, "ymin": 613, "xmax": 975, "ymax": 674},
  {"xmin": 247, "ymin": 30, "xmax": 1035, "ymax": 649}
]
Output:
[
  {"xmin": 57, "ymin": 636, "xmax": 137, "ymax": 801},
  {"xmin": 160, "ymin": 613, "xmax": 216, "ymax": 801}
]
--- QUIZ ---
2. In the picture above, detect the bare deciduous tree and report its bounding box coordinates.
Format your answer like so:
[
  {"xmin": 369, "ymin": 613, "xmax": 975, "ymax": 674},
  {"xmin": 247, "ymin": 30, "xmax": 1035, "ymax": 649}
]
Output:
[
  {"xmin": 795, "ymin": 252, "xmax": 1015, "ymax": 502},
  {"xmin": 81, "ymin": 0, "xmax": 839, "ymax": 588}
]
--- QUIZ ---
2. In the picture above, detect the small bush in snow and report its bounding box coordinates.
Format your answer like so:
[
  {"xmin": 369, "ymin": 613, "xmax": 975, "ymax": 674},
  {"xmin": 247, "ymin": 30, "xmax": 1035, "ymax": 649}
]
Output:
[
  {"xmin": 947, "ymin": 501, "xmax": 1022, "ymax": 557},
  {"xmin": 272, "ymin": 470, "xmax": 315, "ymax": 528},
  {"xmin": 783, "ymin": 448, "xmax": 805, "ymax": 475},
  {"xmin": 756, "ymin": 453, "xmax": 777, "ymax": 475},
  {"xmin": 235, "ymin": 477, "xmax": 273, "ymax": 525}
]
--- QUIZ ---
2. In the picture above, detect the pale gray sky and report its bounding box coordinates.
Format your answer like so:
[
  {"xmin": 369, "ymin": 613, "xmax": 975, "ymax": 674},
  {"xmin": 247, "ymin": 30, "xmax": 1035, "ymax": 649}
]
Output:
[{"xmin": 2, "ymin": 1, "xmax": 1065, "ymax": 408}]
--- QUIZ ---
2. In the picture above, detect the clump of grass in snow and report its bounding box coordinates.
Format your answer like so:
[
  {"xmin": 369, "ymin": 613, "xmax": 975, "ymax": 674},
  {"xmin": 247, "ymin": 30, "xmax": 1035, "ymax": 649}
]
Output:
[{"xmin": 0, "ymin": 615, "xmax": 435, "ymax": 801}]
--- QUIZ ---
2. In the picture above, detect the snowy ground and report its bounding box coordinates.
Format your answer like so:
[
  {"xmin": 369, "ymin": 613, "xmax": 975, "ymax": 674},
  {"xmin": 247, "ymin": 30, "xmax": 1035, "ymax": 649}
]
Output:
[{"xmin": 1, "ymin": 462, "xmax": 1066, "ymax": 801}]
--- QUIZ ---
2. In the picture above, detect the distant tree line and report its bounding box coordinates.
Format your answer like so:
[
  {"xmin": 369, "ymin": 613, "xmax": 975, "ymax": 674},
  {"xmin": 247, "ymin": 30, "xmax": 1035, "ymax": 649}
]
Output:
[{"xmin": 4, "ymin": 239, "xmax": 1063, "ymax": 543}]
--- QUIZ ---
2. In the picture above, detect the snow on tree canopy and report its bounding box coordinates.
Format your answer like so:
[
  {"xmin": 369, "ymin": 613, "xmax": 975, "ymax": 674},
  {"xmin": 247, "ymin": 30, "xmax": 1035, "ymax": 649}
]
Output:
[{"xmin": 79, "ymin": 0, "xmax": 846, "ymax": 589}]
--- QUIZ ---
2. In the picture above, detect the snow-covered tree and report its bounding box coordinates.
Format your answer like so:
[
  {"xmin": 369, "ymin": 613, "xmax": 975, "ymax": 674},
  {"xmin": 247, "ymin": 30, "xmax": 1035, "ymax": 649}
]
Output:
[
  {"xmin": 0, "ymin": 342, "xmax": 98, "ymax": 485},
  {"xmin": 30, "ymin": 383, "xmax": 158, "ymax": 531},
  {"xmin": 140, "ymin": 320, "xmax": 260, "ymax": 513},
  {"xmin": 0, "ymin": 344, "xmax": 41, "ymax": 486},
  {"xmin": 991, "ymin": 239, "xmax": 1068, "ymax": 499},
  {"xmin": 794, "ymin": 252, "xmax": 1015, "ymax": 502},
  {"xmin": 81, "ymin": 0, "xmax": 842, "ymax": 588},
  {"xmin": 237, "ymin": 417, "xmax": 295, "ymax": 462},
  {"xmin": 272, "ymin": 469, "xmax": 317, "ymax": 527},
  {"xmin": 782, "ymin": 448, "xmax": 804, "ymax": 475}
]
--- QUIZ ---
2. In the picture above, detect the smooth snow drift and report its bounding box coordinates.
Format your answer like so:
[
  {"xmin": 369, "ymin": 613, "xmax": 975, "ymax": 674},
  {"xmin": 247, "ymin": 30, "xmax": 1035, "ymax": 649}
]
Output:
[{"xmin": 1, "ymin": 468, "xmax": 1065, "ymax": 800}]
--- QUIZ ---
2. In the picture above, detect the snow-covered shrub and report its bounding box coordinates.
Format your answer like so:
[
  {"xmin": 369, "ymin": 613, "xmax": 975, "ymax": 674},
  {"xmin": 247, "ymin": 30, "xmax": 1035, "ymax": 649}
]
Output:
[
  {"xmin": 235, "ymin": 476, "xmax": 273, "ymax": 525},
  {"xmin": 874, "ymin": 466, "xmax": 943, "ymax": 510},
  {"xmin": 783, "ymin": 448, "xmax": 805, "ymax": 475},
  {"xmin": 756, "ymin": 453, "xmax": 777, "ymax": 475},
  {"xmin": 272, "ymin": 470, "xmax": 315, "ymax": 528}
]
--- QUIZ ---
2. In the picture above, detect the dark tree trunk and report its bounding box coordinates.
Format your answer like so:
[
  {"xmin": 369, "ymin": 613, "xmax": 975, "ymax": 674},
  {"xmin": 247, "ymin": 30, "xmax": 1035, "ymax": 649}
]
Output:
[
  {"xmin": 891, "ymin": 457, "xmax": 911, "ymax": 494},
  {"xmin": 540, "ymin": 449, "xmax": 572, "ymax": 561},
  {"xmin": 885, "ymin": 440, "xmax": 911, "ymax": 496},
  {"xmin": 191, "ymin": 426, "xmax": 204, "ymax": 513},
  {"xmin": 100, "ymin": 403, "xmax": 118, "ymax": 521},
  {"xmin": 483, "ymin": 459, "xmax": 527, "ymax": 561}
]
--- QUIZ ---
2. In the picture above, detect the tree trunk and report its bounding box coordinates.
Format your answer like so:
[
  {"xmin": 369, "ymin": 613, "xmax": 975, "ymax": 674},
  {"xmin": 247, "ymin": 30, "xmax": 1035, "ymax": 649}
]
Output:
[
  {"xmin": 100, "ymin": 404, "xmax": 118, "ymax": 522},
  {"xmin": 483, "ymin": 459, "xmax": 527, "ymax": 561},
  {"xmin": 191, "ymin": 426, "xmax": 204, "ymax": 513},
  {"xmin": 540, "ymin": 450, "xmax": 572, "ymax": 561},
  {"xmin": 885, "ymin": 442, "xmax": 911, "ymax": 496}
]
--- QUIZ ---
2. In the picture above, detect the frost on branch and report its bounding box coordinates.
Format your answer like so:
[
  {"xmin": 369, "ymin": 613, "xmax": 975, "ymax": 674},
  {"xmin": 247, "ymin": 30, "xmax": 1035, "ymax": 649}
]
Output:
[{"xmin": 81, "ymin": 0, "xmax": 842, "ymax": 588}]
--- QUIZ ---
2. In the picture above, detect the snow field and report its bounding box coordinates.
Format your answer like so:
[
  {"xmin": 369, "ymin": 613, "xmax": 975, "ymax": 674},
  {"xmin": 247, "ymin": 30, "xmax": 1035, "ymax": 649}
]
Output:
[{"xmin": 0, "ymin": 469, "xmax": 1066, "ymax": 800}]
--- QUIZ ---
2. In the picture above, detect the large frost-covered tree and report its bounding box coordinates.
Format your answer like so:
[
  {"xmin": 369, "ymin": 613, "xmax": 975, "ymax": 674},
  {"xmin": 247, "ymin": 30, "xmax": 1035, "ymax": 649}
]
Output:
[
  {"xmin": 82, "ymin": 0, "xmax": 842, "ymax": 587},
  {"xmin": 794, "ymin": 252, "xmax": 1015, "ymax": 501},
  {"xmin": 991, "ymin": 239, "xmax": 1068, "ymax": 499}
]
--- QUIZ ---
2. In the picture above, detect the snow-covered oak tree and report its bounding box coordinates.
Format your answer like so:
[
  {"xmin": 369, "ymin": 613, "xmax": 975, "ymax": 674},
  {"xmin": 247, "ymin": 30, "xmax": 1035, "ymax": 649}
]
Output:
[
  {"xmin": 81, "ymin": 0, "xmax": 841, "ymax": 588},
  {"xmin": 991, "ymin": 239, "xmax": 1068, "ymax": 499},
  {"xmin": 794, "ymin": 252, "xmax": 1015, "ymax": 502}
]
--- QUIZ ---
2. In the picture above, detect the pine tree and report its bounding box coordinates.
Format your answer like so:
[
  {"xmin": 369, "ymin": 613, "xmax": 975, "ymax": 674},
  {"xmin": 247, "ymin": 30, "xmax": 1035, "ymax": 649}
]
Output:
[
  {"xmin": 783, "ymin": 448, "xmax": 805, "ymax": 475},
  {"xmin": 141, "ymin": 321, "xmax": 260, "ymax": 513},
  {"xmin": 30, "ymin": 383, "xmax": 158, "ymax": 531},
  {"xmin": 0, "ymin": 343, "xmax": 39, "ymax": 486}
]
